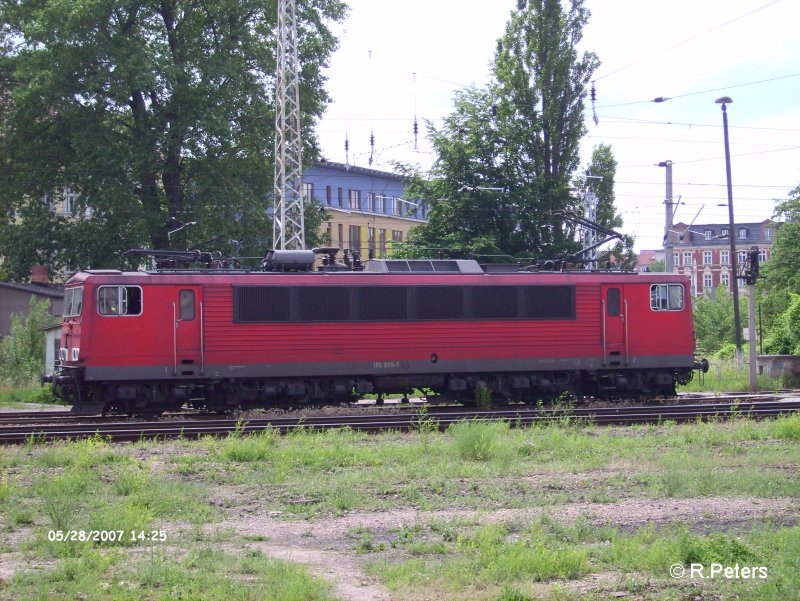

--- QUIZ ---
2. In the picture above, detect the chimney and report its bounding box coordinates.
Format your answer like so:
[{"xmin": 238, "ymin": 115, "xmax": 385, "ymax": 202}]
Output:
[{"xmin": 30, "ymin": 265, "xmax": 49, "ymax": 285}]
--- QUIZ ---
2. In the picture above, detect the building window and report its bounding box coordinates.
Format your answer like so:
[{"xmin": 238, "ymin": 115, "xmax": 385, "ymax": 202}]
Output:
[
  {"xmin": 302, "ymin": 183, "xmax": 314, "ymax": 201},
  {"xmin": 720, "ymin": 250, "xmax": 729, "ymax": 265},
  {"xmin": 349, "ymin": 189, "xmax": 360, "ymax": 210},
  {"xmin": 703, "ymin": 274, "xmax": 712, "ymax": 288},
  {"xmin": 62, "ymin": 187, "xmax": 79, "ymax": 216},
  {"xmin": 392, "ymin": 230, "xmax": 403, "ymax": 244},
  {"xmin": 683, "ymin": 251, "xmax": 692, "ymax": 266},
  {"xmin": 672, "ymin": 252, "xmax": 679, "ymax": 268},
  {"xmin": 759, "ymin": 249, "xmax": 767, "ymax": 263},
  {"xmin": 326, "ymin": 186, "xmax": 332, "ymax": 206},
  {"xmin": 765, "ymin": 228, "xmax": 772, "ymax": 241},
  {"xmin": 738, "ymin": 227, "xmax": 748, "ymax": 239},
  {"xmin": 337, "ymin": 187, "xmax": 343, "ymax": 208},
  {"xmin": 349, "ymin": 225, "xmax": 361, "ymax": 252},
  {"xmin": 379, "ymin": 229, "xmax": 387, "ymax": 255},
  {"xmin": 703, "ymin": 251, "xmax": 712, "ymax": 265},
  {"xmin": 738, "ymin": 251, "xmax": 748, "ymax": 265},
  {"xmin": 368, "ymin": 193, "xmax": 378, "ymax": 213},
  {"xmin": 721, "ymin": 228, "xmax": 729, "ymax": 238},
  {"xmin": 337, "ymin": 223, "xmax": 344, "ymax": 249},
  {"xmin": 704, "ymin": 229, "xmax": 713, "ymax": 240},
  {"xmin": 720, "ymin": 273, "xmax": 730, "ymax": 289}
]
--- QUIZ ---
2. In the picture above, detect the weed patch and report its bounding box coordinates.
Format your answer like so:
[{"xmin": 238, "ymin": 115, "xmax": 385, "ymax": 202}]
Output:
[
  {"xmin": 449, "ymin": 420, "xmax": 511, "ymax": 461},
  {"xmin": 772, "ymin": 413, "xmax": 800, "ymax": 441}
]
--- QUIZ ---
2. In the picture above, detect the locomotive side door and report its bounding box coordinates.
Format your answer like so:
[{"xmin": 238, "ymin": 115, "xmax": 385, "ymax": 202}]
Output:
[
  {"xmin": 173, "ymin": 287, "xmax": 203, "ymax": 375},
  {"xmin": 601, "ymin": 285, "xmax": 627, "ymax": 365}
]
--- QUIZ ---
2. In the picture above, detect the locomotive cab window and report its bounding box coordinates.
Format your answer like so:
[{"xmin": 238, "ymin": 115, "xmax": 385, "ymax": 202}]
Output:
[
  {"xmin": 98, "ymin": 286, "xmax": 143, "ymax": 316},
  {"xmin": 63, "ymin": 287, "xmax": 84, "ymax": 317},
  {"xmin": 650, "ymin": 284, "xmax": 684, "ymax": 311}
]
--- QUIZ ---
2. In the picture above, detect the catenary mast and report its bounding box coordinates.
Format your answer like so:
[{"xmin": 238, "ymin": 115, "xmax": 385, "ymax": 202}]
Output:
[{"xmin": 273, "ymin": 0, "xmax": 305, "ymax": 250}]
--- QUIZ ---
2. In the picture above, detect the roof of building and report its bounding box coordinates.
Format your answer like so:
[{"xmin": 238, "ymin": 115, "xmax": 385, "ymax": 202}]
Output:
[
  {"xmin": 326, "ymin": 206, "xmax": 426, "ymax": 223},
  {"xmin": 670, "ymin": 219, "xmax": 779, "ymax": 246},
  {"xmin": 0, "ymin": 282, "xmax": 65, "ymax": 298},
  {"xmin": 310, "ymin": 160, "xmax": 406, "ymax": 181}
]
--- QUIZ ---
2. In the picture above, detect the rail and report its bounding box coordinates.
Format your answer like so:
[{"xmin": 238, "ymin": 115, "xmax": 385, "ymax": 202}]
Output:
[{"xmin": 2, "ymin": 399, "xmax": 799, "ymax": 445}]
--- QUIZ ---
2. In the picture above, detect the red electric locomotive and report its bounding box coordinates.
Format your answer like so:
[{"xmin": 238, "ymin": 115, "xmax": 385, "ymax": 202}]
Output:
[{"xmin": 50, "ymin": 250, "xmax": 708, "ymax": 414}]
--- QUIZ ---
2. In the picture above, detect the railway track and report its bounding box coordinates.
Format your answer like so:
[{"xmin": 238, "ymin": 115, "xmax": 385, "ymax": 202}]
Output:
[
  {"xmin": 0, "ymin": 391, "xmax": 787, "ymax": 424},
  {"xmin": 2, "ymin": 398, "xmax": 799, "ymax": 445}
]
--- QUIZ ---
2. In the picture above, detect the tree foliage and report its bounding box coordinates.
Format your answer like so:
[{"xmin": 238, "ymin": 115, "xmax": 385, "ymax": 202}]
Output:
[
  {"xmin": 0, "ymin": 297, "xmax": 57, "ymax": 386},
  {"xmin": 764, "ymin": 293, "xmax": 800, "ymax": 355},
  {"xmin": 692, "ymin": 287, "xmax": 735, "ymax": 355},
  {"xmin": 759, "ymin": 185, "xmax": 800, "ymax": 351},
  {"xmin": 760, "ymin": 186, "xmax": 800, "ymax": 307},
  {"xmin": 582, "ymin": 144, "xmax": 636, "ymax": 269},
  {"xmin": 0, "ymin": 0, "xmax": 346, "ymax": 280},
  {"xmin": 401, "ymin": 0, "xmax": 599, "ymax": 262}
]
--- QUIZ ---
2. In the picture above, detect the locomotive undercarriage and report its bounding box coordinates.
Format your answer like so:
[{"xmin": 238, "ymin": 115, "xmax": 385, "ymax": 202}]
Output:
[{"xmin": 61, "ymin": 367, "xmax": 691, "ymax": 415}]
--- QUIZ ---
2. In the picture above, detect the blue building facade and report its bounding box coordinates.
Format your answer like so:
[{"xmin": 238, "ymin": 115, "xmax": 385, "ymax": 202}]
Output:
[
  {"xmin": 302, "ymin": 161, "xmax": 428, "ymax": 257},
  {"xmin": 303, "ymin": 161, "xmax": 428, "ymax": 220}
]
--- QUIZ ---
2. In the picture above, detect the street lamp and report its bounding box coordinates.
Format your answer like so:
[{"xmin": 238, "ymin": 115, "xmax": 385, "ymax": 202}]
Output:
[{"xmin": 715, "ymin": 96, "xmax": 742, "ymax": 355}]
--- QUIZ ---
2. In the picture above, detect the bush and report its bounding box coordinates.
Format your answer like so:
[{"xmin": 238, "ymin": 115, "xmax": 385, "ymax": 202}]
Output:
[
  {"xmin": 713, "ymin": 342, "xmax": 738, "ymax": 360},
  {"xmin": 449, "ymin": 420, "xmax": 510, "ymax": 461},
  {"xmin": 0, "ymin": 297, "xmax": 58, "ymax": 386},
  {"xmin": 764, "ymin": 293, "xmax": 800, "ymax": 355}
]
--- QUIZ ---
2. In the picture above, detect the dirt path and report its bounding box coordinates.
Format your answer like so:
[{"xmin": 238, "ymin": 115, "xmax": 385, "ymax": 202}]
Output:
[{"xmin": 216, "ymin": 496, "xmax": 798, "ymax": 601}]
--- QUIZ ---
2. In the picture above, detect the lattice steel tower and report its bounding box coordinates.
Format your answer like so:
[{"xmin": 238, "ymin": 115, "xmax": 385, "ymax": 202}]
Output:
[{"xmin": 273, "ymin": 0, "xmax": 305, "ymax": 250}]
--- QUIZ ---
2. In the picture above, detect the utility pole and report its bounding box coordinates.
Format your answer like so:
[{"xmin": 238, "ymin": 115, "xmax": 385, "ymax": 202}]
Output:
[
  {"xmin": 716, "ymin": 96, "xmax": 742, "ymax": 356},
  {"xmin": 659, "ymin": 160, "xmax": 673, "ymax": 272},
  {"xmin": 273, "ymin": 0, "xmax": 305, "ymax": 250}
]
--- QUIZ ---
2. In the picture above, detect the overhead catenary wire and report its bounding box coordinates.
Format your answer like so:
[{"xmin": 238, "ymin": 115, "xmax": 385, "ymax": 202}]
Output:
[
  {"xmin": 592, "ymin": 72, "xmax": 800, "ymax": 109},
  {"xmin": 593, "ymin": 0, "xmax": 785, "ymax": 82}
]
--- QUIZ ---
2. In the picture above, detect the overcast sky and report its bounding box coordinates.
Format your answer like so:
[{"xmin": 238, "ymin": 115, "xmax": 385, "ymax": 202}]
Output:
[{"xmin": 314, "ymin": 0, "xmax": 800, "ymax": 251}]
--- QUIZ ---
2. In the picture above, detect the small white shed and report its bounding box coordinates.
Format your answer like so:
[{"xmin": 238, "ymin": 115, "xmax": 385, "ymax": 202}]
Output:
[{"xmin": 44, "ymin": 324, "xmax": 62, "ymax": 377}]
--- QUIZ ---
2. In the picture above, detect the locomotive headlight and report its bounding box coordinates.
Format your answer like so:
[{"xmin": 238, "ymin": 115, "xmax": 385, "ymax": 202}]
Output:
[{"xmin": 71, "ymin": 348, "xmax": 80, "ymax": 362}]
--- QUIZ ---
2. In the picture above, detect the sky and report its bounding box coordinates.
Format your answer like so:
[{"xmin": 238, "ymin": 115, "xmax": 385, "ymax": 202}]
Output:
[{"xmin": 313, "ymin": 0, "xmax": 800, "ymax": 252}]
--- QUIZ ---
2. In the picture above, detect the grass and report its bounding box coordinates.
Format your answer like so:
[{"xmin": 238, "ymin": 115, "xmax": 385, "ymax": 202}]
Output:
[
  {"xmin": 179, "ymin": 414, "xmax": 800, "ymax": 516},
  {"xmin": 365, "ymin": 517, "xmax": 800, "ymax": 600},
  {"xmin": 7, "ymin": 546, "xmax": 338, "ymax": 601},
  {"xmin": 0, "ymin": 383, "xmax": 63, "ymax": 408},
  {"xmin": 2, "ymin": 412, "xmax": 800, "ymax": 599},
  {"xmin": 679, "ymin": 357, "xmax": 787, "ymax": 393}
]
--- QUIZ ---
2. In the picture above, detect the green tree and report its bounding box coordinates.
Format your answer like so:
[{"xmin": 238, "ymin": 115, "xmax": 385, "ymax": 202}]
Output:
[
  {"xmin": 401, "ymin": 0, "xmax": 599, "ymax": 262},
  {"xmin": 0, "ymin": 297, "xmax": 58, "ymax": 386},
  {"xmin": 0, "ymin": 0, "xmax": 346, "ymax": 280},
  {"xmin": 760, "ymin": 185, "xmax": 800, "ymax": 330},
  {"xmin": 764, "ymin": 293, "xmax": 800, "ymax": 355},
  {"xmin": 582, "ymin": 144, "xmax": 635, "ymax": 269},
  {"xmin": 692, "ymin": 287, "xmax": 735, "ymax": 355}
]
